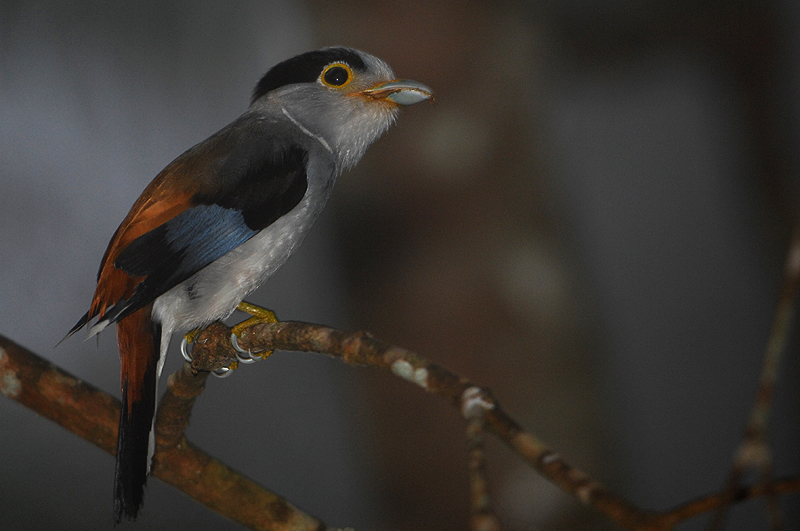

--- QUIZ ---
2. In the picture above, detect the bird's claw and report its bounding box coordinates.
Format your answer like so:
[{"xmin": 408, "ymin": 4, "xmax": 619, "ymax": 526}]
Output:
[
  {"xmin": 230, "ymin": 333, "xmax": 249, "ymax": 354},
  {"xmin": 209, "ymin": 302, "xmax": 276, "ymax": 377},
  {"xmin": 182, "ymin": 329, "xmax": 241, "ymax": 378},
  {"xmin": 180, "ymin": 336, "xmax": 193, "ymax": 363},
  {"xmin": 231, "ymin": 333, "xmax": 265, "ymax": 363},
  {"xmin": 212, "ymin": 366, "xmax": 235, "ymax": 378}
]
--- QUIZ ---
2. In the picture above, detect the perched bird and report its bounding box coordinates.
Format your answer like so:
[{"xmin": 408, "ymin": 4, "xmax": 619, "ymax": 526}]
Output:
[{"xmin": 65, "ymin": 47, "xmax": 432, "ymax": 522}]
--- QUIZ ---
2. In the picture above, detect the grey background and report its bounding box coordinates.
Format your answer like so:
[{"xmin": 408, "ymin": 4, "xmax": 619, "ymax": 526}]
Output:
[{"xmin": 1, "ymin": 1, "xmax": 799, "ymax": 530}]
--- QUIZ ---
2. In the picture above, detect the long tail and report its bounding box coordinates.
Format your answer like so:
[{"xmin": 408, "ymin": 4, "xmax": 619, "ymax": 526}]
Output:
[{"xmin": 114, "ymin": 304, "xmax": 161, "ymax": 523}]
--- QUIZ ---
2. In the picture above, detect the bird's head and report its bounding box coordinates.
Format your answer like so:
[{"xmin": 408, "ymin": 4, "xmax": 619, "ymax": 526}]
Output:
[{"xmin": 250, "ymin": 47, "xmax": 433, "ymax": 172}]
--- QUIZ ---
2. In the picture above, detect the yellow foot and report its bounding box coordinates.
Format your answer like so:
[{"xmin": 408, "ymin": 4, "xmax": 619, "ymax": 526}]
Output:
[{"xmin": 230, "ymin": 301, "xmax": 278, "ymax": 360}]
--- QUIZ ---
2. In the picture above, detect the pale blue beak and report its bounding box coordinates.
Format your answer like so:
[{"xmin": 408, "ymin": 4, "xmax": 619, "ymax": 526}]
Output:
[{"xmin": 362, "ymin": 79, "xmax": 434, "ymax": 106}]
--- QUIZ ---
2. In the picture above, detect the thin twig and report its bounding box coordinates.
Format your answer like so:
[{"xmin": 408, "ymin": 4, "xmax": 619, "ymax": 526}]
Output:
[
  {"xmin": 663, "ymin": 477, "xmax": 800, "ymax": 526},
  {"xmin": 708, "ymin": 231, "xmax": 800, "ymax": 531},
  {"xmin": 463, "ymin": 387, "xmax": 503, "ymax": 531}
]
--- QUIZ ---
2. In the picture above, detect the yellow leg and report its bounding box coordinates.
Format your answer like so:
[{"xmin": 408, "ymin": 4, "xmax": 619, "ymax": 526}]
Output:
[
  {"xmin": 231, "ymin": 301, "xmax": 278, "ymax": 359},
  {"xmin": 184, "ymin": 327, "xmax": 200, "ymax": 344},
  {"xmin": 234, "ymin": 301, "xmax": 278, "ymax": 324}
]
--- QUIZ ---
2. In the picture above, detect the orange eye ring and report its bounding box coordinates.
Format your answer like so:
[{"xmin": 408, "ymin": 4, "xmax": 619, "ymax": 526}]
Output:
[{"xmin": 320, "ymin": 63, "xmax": 353, "ymax": 88}]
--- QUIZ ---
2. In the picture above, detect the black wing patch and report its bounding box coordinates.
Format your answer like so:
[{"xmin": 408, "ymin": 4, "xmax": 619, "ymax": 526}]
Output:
[
  {"xmin": 110, "ymin": 130, "xmax": 308, "ymax": 322},
  {"xmin": 196, "ymin": 141, "xmax": 308, "ymax": 230}
]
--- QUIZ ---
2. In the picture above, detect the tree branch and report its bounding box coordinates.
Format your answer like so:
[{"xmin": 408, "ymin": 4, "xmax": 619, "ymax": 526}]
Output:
[
  {"xmin": 2, "ymin": 313, "xmax": 797, "ymax": 530},
  {"xmin": 190, "ymin": 320, "xmax": 798, "ymax": 530},
  {"xmin": 0, "ymin": 335, "xmax": 325, "ymax": 531},
  {"xmin": 194, "ymin": 320, "xmax": 635, "ymax": 519}
]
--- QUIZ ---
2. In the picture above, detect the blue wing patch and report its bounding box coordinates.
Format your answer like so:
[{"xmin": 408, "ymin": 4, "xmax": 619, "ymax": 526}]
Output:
[
  {"xmin": 112, "ymin": 205, "xmax": 257, "ymax": 321},
  {"xmin": 118, "ymin": 204, "xmax": 256, "ymax": 277}
]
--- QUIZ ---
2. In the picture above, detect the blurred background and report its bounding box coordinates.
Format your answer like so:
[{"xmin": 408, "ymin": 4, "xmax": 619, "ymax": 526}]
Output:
[{"xmin": 1, "ymin": 1, "xmax": 799, "ymax": 529}]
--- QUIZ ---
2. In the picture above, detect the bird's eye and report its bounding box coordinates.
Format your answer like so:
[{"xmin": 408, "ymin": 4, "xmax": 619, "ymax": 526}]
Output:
[{"xmin": 321, "ymin": 63, "xmax": 352, "ymax": 87}]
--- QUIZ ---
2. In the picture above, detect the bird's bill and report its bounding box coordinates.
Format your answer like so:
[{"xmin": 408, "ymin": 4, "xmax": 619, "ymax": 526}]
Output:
[{"xmin": 360, "ymin": 79, "xmax": 434, "ymax": 106}]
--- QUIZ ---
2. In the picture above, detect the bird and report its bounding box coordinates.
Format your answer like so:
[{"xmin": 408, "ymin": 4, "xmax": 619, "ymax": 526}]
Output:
[{"xmin": 64, "ymin": 46, "xmax": 433, "ymax": 523}]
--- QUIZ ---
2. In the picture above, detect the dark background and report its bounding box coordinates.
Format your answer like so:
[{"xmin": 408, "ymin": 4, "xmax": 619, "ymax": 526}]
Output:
[{"xmin": 1, "ymin": 1, "xmax": 798, "ymax": 529}]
